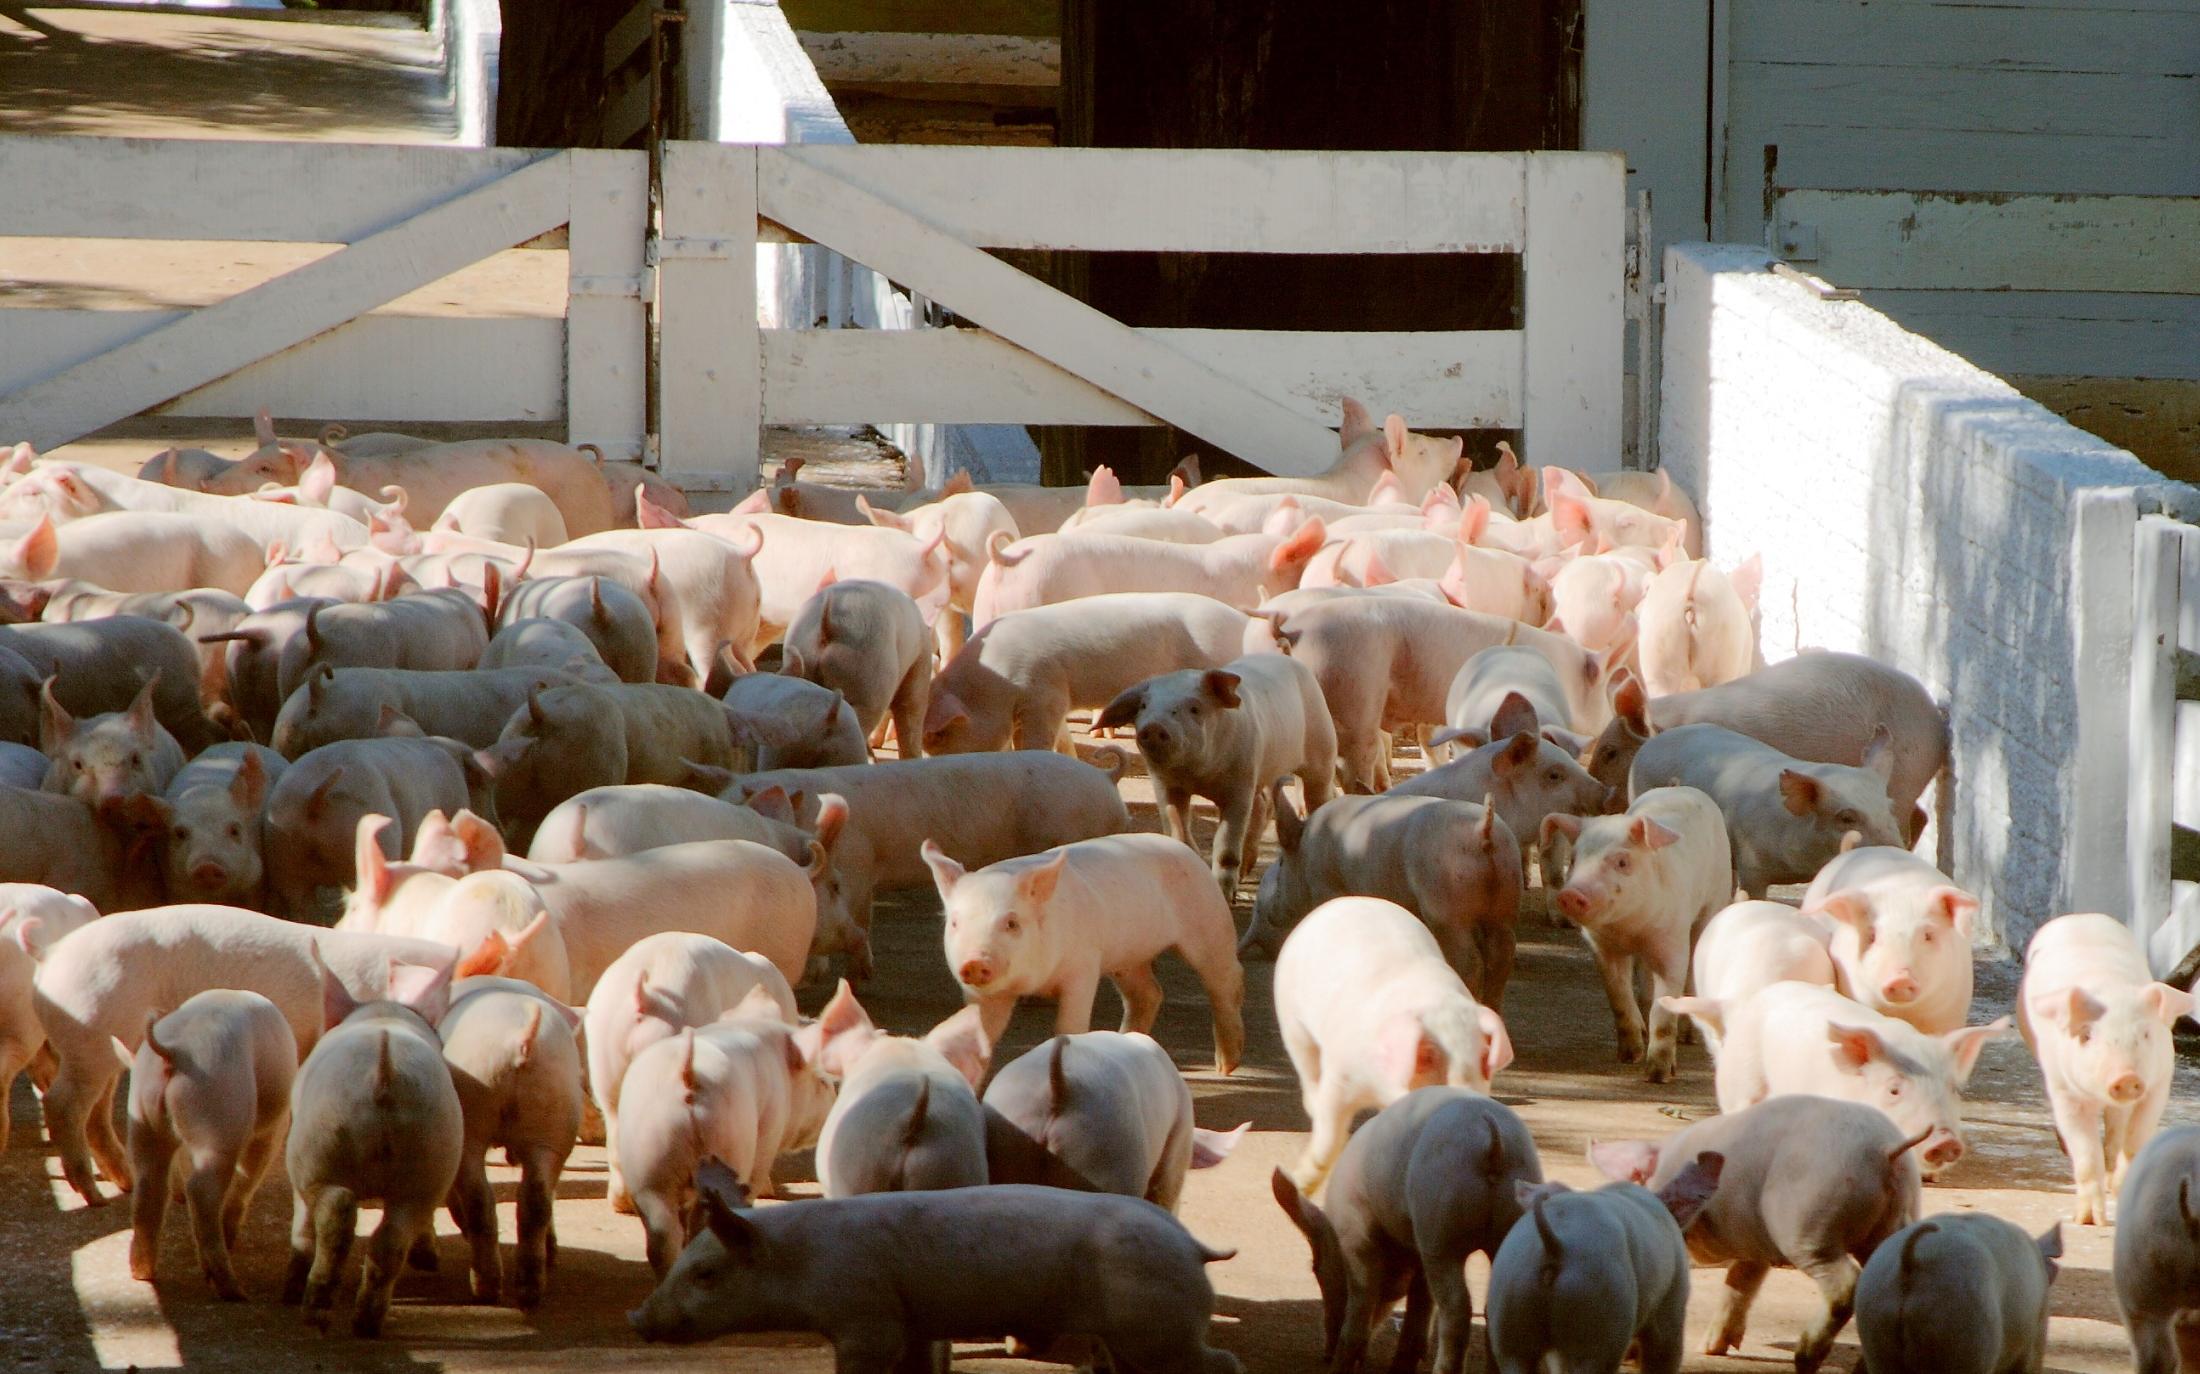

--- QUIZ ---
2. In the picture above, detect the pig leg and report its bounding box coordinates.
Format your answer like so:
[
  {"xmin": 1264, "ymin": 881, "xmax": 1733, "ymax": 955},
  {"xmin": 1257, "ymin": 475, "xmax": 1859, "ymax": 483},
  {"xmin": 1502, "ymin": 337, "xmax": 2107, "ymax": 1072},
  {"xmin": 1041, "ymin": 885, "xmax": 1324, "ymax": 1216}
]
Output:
[
  {"xmin": 450, "ymin": 1151, "xmax": 502, "ymax": 1303},
  {"xmin": 298, "ymin": 1187, "xmax": 358, "ymax": 1328},
  {"xmin": 1474, "ymin": 921, "xmax": 1517, "ymax": 1013},
  {"xmin": 1175, "ymin": 932, "xmax": 1247, "ymax": 1076},
  {"xmin": 1210, "ymin": 786, "xmax": 1258, "ymax": 899},
  {"xmin": 1163, "ymin": 787, "xmax": 1196, "ymax": 847},
  {"xmin": 606, "ymin": 1115, "xmax": 636, "ymax": 1214},
  {"xmin": 891, "ymin": 657, "xmax": 931, "ymax": 760},
  {"xmin": 1052, "ymin": 966, "xmax": 1104, "ymax": 1036},
  {"xmin": 1790, "ymin": 1253, "xmax": 1859, "ymax": 1374},
  {"xmin": 127, "ymin": 1124, "xmax": 179, "ymax": 1282},
  {"xmin": 1422, "ymin": 1243, "xmax": 1476, "ymax": 1374},
  {"xmin": 973, "ymin": 993, "xmax": 1021, "ymax": 1048},
  {"xmin": 1587, "ymin": 939, "xmax": 1646, "ymax": 1063},
  {"xmin": 182, "ymin": 1143, "xmax": 247, "ymax": 1300},
  {"xmin": 1390, "ymin": 1267, "xmax": 1431, "ymax": 1374},
  {"xmin": 2128, "ymin": 1317, "xmax": 2179, "ymax": 1374},
  {"xmin": 1329, "ymin": 1245, "xmax": 1389, "ymax": 1374},
  {"xmin": 1641, "ymin": 942, "xmax": 1689, "ymax": 1084},
  {"xmin": 1011, "ymin": 688, "xmax": 1070, "ymax": 753},
  {"xmin": 0, "ymin": 1045, "xmax": 25, "ymax": 1152},
  {"xmin": 42, "ymin": 1060, "xmax": 117, "ymax": 1205},
  {"xmin": 88, "ymin": 1076, "xmax": 132, "ymax": 1188},
  {"xmin": 1636, "ymin": 1289, "xmax": 1690, "ymax": 1374},
  {"xmin": 1237, "ymin": 787, "xmax": 1270, "ymax": 890},
  {"xmin": 1291, "ymin": 1075, "xmax": 1355, "ymax": 1194},
  {"xmin": 353, "ymin": 1200, "xmax": 434, "ymax": 1337},
  {"xmin": 636, "ymin": 1188, "xmax": 687, "ymax": 1277},
  {"xmin": 1111, "ymin": 962, "xmax": 1164, "ymax": 1035},
  {"xmin": 2115, "ymin": 1089, "xmax": 2170, "ymax": 1198},
  {"xmin": 1705, "ymin": 1259, "xmax": 1769, "ymax": 1355},
  {"xmin": 226, "ymin": 1114, "xmax": 285, "ymax": 1250},
  {"xmin": 513, "ymin": 1145, "xmax": 562, "ymax": 1309},
  {"xmin": 2048, "ymin": 1092, "xmax": 2109, "ymax": 1224}
]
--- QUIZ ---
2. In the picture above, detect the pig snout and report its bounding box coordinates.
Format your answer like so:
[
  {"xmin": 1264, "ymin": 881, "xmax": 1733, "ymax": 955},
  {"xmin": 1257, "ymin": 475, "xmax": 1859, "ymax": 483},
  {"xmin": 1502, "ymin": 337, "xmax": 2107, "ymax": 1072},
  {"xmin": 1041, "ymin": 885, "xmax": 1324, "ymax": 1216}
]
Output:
[
  {"xmin": 189, "ymin": 860, "xmax": 229, "ymax": 889},
  {"xmin": 627, "ymin": 1310, "xmax": 657, "ymax": 1341},
  {"xmin": 958, "ymin": 958, "xmax": 996, "ymax": 989},
  {"xmin": 1555, "ymin": 886, "xmax": 1595, "ymax": 921},
  {"xmin": 1921, "ymin": 1131, "xmax": 1965, "ymax": 1169},
  {"xmin": 2108, "ymin": 1072, "xmax": 2148, "ymax": 1104},
  {"xmin": 1136, "ymin": 721, "xmax": 1176, "ymax": 757},
  {"xmin": 1879, "ymin": 972, "xmax": 1920, "ymax": 1004}
]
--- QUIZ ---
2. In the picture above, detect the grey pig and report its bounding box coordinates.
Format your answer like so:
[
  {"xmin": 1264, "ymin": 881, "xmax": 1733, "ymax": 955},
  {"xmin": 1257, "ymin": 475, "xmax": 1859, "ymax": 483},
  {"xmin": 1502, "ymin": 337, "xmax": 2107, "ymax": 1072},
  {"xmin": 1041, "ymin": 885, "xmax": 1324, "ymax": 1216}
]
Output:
[
  {"xmin": 628, "ymin": 1162, "xmax": 1243, "ymax": 1374},
  {"xmin": 721, "ymin": 672, "xmax": 871, "ymax": 769},
  {"xmin": 1856, "ymin": 1212, "xmax": 2061, "ymax": 1374},
  {"xmin": 1273, "ymin": 1087, "xmax": 1541, "ymax": 1374},
  {"xmin": 1484, "ymin": 1152, "xmax": 1726, "ymax": 1374},
  {"xmin": 1589, "ymin": 1094, "xmax": 1922, "ymax": 1372},
  {"xmin": 2113, "ymin": 1124, "xmax": 2200, "ymax": 1373}
]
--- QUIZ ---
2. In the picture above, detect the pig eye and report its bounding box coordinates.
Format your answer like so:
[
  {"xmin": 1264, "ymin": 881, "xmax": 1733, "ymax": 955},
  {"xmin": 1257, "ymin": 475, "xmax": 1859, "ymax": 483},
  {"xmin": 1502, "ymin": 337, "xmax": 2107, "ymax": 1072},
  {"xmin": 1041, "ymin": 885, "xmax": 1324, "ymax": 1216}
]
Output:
[
  {"xmin": 1545, "ymin": 769, "xmax": 1565, "ymax": 783},
  {"xmin": 227, "ymin": 823, "xmax": 243, "ymax": 840},
  {"xmin": 1885, "ymin": 1081, "xmax": 1906, "ymax": 1099},
  {"xmin": 130, "ymin": 754, "xmax": 142, "ymax": 767},
  {"xmin": 2075, "ymin": 1024, "xmax": 2092, "ymax": 1045},
  {"xmin": 71, "ymin": 759, "xmax": 83, "ymax": 771},
  {"xmin": 1835, "ymin": 810, "xmax": 1859, "ymax": 827},
  {"xmin": 173, "ymin": 826, "xmax": 191, "ymax": 842},
  {"xmin": 1921, "ymin": 929, "xmax": 1938, "ymax": 945},
  {"xmin": 1004, "ymin": 917, "xmax": 1022, "ymax": 935}
]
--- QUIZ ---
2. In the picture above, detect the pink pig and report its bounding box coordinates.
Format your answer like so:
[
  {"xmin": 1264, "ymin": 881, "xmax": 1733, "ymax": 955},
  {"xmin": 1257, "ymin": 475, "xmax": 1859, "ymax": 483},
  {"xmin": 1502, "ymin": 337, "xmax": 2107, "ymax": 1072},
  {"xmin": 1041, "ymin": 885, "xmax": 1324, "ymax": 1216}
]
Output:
[{"xmin": 972, "ymin": 519, "xmax": 1327, "ymax": 626}]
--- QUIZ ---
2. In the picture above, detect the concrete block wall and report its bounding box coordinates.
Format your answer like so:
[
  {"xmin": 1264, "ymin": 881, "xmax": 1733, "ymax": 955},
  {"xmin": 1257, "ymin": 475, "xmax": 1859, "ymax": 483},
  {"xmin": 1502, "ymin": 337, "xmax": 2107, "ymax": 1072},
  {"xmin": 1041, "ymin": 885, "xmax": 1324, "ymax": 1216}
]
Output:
[{"xmin": 1660, "ymin": 243, "xmax": 2182, "ymax": 952}]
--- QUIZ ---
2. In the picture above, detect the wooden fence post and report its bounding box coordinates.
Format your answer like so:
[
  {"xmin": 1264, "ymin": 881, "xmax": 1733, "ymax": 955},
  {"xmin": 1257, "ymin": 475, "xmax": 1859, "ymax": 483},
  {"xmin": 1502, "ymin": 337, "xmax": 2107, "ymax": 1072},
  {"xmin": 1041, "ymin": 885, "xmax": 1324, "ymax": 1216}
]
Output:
[
  {"xmin": 2131, "ymin": 515, "xmax": 2181, "ymax": 962},
  {"xmin": 565, "ymin": 148, "xmax": 649, "ymax": 461},
  {"xmin": 656, "ymin": 140, "xmax": 760, "ymax": 496}
]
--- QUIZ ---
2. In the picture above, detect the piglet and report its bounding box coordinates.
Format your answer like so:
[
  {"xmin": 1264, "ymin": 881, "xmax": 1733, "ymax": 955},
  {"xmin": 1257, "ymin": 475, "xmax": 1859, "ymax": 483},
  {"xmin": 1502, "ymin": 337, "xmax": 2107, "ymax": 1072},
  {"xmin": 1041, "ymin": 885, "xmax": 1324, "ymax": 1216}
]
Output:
[
  {"xmin": 1802, "ymin": 845, "xmax": 1979, "ymax": 1034},
  {"xmin": 438, "ymin": 977, "xmax": 584, "ymax": 1308},
  {"xmin": 1096, "ymin": 654, "xmax": 1336, "ymax": 899},
  {"xmin": 782, "ymin": 578, "xmax": 933, "ymax": 757},
  {"xmin": 927, "ymin": 833, "xmax": 1244, "ymax": 1073},
  {"xmin": 1484, "ymin": 1153, "xmax": 1726, "ymax": 1374},
  {"xmin": 984, "ymin": 1031, "xmax": 1245, "ymax": 1212},
  {"xmin": 614, "ymin": 1008, "xmax": 848, "ymax": 1274},
  {"xmin": 721, "ymin": 673, "xmax": 871, "ymax": 769},
  {"xmin": 1636, "ymin": 554, "xmax": 1761, "ymax": 695},
  {"xmin": 812, "ymin": 986, "xmax": 993, "ymax": 1198},
  {"xmin": 281, "ymin": 954, "xmax": 462, "ymax": 1337},
  {"xmin": 627, "ymin": 1163, "xmax": 1244, "ymax": 1374},
  {"xmin": 1684, "ymin": 899, "xmax": 1835, "ymax": 1055},
  {"xmin": 150, "ymin": 744, "xmax": 284, "ymax": 908},
  {"xmin": 127, "ymin": 990, "xmax": 298, "ymax": 1300},
  {"xmin": 1248, "ymin": 785, "xmax": 1521, "ymax": 1009},
  {"xmin": 1274, "ymin": 896, "xmax": 1513, "ymax": 1191},
  {"xmin": 1591, "ymin": 1095, "xmax": 1922, "ymax": 1371},
  {"xmin": 1856, "ymin": 1212, "xmax": 2061, "ymax": 1374},
  {"xmin": 2112, "ymin": 1125, "xmax": 2200, "ymax": 1373},
  {"xmin": 1669, "ymin": 979, "xmax": 2006, "ymax": 1179},
  {"xmin": 1630, "ymin": 722, "xmax": 1905, "ymax": 897},
  {"xmin": 264, "ymin": 736, "xmax": 478, "ymax": 920},
  {"xmin": 0, "ymin": 886, "xmax": 99, "ymax": 1146},
  {"xmin": 583, "ymin": 931, "xmax": 796, "ymax": 1214},
  {"xmin": 1543, "ymin": 786, "xmax": 1732, "ymax": 1081},
  {"xmin": 1272, "ymin": 1088, "xmax": 1541, "ymax": 1374},
  {"xmin": 1392, "ymin": 729, "xmax": 1617, "ymax": 880},
  {"xmin": 2018, "ymin": 911, "xmax": 2194, "ymax": 1224},
  {"xmin": 39, "ymin": 673, "xmax": 184, "ymax": 813},
  {"xmin": 482, "ymin": 681, "xmax": 739, "ymax": 847}
]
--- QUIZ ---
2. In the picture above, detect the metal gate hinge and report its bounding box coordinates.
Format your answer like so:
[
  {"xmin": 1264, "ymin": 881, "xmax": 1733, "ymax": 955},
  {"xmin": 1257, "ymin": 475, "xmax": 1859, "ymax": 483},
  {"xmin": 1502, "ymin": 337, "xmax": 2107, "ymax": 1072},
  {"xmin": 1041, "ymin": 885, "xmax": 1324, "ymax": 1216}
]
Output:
[{"xmin": 645, "ymin": 237, "xmax": 736, "ymax": 266}]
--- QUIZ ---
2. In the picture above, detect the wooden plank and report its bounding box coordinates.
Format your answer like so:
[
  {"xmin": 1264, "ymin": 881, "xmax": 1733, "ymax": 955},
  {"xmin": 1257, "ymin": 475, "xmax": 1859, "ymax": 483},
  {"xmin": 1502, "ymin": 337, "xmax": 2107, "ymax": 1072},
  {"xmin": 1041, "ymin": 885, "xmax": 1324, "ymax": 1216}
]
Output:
[
  {"xmin": 694, "ymin": 0, "xmax": 855, "ymax": 144},
  {"xmin": 1522, "ymin": 153, "xmax": 1627, "ymax": 467},
  {"xmin": 2173, "ymin": 528, "xmax": 2200, "ymax": 835},
  {"xmin": 565, "ymin": 149, "xmax": 650, "ymax": 461},
  {"xmin": 757, "ymin": 147, "xmax": 1344, "ymax": 475},
  {"xmin": 1863, "ymin": 290, "xmax": 2200, "ymax": 381},
  {"xmin": 1733, "ymin": 0, "xmax": 2200, "ymax": 77},
  {"xmin": 2131, "ymin": 517, "xmax": 2182, "ymax": 961},
  {"xmin": 1735, "ymin": 63, "xmax": 2188, "ymax": 140},
  {"xmin": 772, "ymin": 144, "xmax": 1528, "ymax": 253},
  {"xmin": 1779, "ymin": 190, "xmax": 2200, "ymax": 295},
  {"xmin": 0, "ymin": 137, "xmax": 551, "ymax": 243},
  {"xmin": 601, "ymin": 71, "xmax": 654, "ymax": 148},
  {"xmin": 657, "ymin": 142, "xmax": 761, "ymax": 489},
  {"xmin": 779, "ymin": 0, "xmax": 1058, "ymax": 38},
  {"xmin": 761, "ymin": 327, "xmax": 1523, "ymax": 428},
  {"xmin": 603, "ymin": 0, "xmax": 654, "ymax": 77},
  {"xmin": 0, "ymin": 311, "xmax": 563, "ymax": 423},
  {"xmin": 796, "ymin": 31, "xmax": 1059, "ymax": 86},
  {"xmin": 0, "ymin": 153, "xmax": 573, "ymax": 451},
  {"xmin": 1583, "ymin": 0, "xmax": 1712, "ymax": 247}
]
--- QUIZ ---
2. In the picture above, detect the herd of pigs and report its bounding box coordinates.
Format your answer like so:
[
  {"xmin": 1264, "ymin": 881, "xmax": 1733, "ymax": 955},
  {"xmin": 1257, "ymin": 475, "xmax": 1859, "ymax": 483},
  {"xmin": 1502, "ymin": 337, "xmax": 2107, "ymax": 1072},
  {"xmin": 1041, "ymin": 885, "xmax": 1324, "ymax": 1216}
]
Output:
[{"xmin": 0, "ymin": 396, "xmax": 2195, "ymax": 1373}]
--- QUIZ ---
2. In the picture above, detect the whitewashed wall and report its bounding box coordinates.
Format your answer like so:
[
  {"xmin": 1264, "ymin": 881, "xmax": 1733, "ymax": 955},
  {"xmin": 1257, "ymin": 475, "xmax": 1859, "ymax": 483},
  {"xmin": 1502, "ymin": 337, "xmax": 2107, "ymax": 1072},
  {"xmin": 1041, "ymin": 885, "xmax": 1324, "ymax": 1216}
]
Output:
[{"xmin": 1660, "ymin": 243, "xmax": 2190, "ymax": 952}]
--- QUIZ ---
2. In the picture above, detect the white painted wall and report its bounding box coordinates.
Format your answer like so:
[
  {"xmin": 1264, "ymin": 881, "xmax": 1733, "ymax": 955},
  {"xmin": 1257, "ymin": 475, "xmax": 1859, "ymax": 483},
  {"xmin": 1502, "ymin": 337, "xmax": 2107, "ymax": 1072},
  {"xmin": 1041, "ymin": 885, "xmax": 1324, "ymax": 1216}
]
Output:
[
  {"xmin": 1660, "ymin": 243, "xmax": 2190, "ymax": 952},
  {"xmin": 434, "ymin": 0, "xmax": 502, "ymax": 148}
]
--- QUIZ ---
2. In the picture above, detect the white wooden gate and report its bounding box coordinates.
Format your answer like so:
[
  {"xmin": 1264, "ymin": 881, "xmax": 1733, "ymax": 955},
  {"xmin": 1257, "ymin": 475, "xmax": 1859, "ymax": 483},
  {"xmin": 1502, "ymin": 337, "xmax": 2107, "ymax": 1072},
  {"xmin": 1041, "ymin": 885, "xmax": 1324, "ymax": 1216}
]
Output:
[
  {"xmin": 2131, "ymin": 514, "xmax": 2200, "ymax": 980},
  {"xmin": 0, "ymin": 137, "xmax": 648, "ymax": 459},
  {"xmin": 653, "ymin": 142, "xmax": 1626, "ymax": 489}
]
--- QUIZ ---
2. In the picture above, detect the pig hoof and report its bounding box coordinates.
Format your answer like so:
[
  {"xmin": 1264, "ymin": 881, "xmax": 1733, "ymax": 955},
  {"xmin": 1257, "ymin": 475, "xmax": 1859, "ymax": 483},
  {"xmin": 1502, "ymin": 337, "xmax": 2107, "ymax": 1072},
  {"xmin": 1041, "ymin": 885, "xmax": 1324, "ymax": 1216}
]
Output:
[
  {"xmin": 209, "ymin": 1275, "xmax": 246, "ymax": 1303},
  {"xmin": 610, "ymin": 1191, "xmax": 639, "ymax": 1217},
  {"xmin": 1615, "ymin": 1042, "xmax": 1644, "ymax": 1065},
  {"xmin": 351, "ymin": 1308, "xmax": 385, "ymax": 1339},
  {"xmin": 1644, "ymin": 1060, "xmax": 1675, "ymax": 1085},
  {"xmin": 406, "ymin": 1236, "xmax": 440, "ymax": 1271}
]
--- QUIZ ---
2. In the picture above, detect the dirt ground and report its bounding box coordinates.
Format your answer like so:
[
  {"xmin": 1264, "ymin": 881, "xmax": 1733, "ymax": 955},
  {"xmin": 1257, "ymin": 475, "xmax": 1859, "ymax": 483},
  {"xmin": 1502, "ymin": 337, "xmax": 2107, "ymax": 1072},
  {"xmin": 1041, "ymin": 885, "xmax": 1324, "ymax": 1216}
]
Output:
[{"xmin": 0, "ymin": 743, "xmax": 2178, "ymax": 1374}]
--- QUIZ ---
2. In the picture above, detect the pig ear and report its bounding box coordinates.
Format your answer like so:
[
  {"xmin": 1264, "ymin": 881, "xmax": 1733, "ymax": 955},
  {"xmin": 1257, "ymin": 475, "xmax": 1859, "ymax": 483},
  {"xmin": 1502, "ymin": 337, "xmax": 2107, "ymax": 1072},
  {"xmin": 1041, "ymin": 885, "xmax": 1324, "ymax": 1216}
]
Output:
[
  {"xmin": 15, "ymin": 516, "xmax": 57, "ymax": 581},
  {"xmin": 1825, "ymin": 1020, "xmax": 1888, "ymax": 1072},
  {"xmin": 1805, "ymin": 889, "xmax": 1873, "ymax": 935},
  {"xmin": 125, "ymin": 672, "xmax": 161, "ymax": 733},
  {"xmin": 1656, "ymin": 1150, "xmax": 1725, "ymax": 1231},
  {"xmin": 1862, "ymin": 725, "xmax": 1896, "ymax": 784},
  {"xmin": 1269, "ymin": 516, "xmax": 1327, "ymax": 572},
  {"xmin": 37, "ymin": 676, "xmax": 71, "ymax": 751},
  {"xmin": 1458, "ymin": 494, "xmax": 1491, "ymax": 544},
  {"xmin": 1493, "ymin": 730, "xmax": 1540, "ymax": 776},
  {"xmin": 924, "ymin": 1004, "xmax": 993, "ymax": 1090},
  {"xmin": 1588, "ymin": 1138, "xmax": 1661, "ymax": 1185},
  {"xmin": 920, "ymin": 839, "xmax": 965, "ymax": 896},
  {"xmin": 354, "ymin": 813, "xmax": 394, "ymax": 903},
  {"xmin": 230, "ymin": 748, "xmax": 269, "ymax": 810},
  {"xmin": 1085, "ymin": 465, "xmax": 1123, "ymax": 508},
  {"xmin": 454, "ymin": 810, "xmax": 506, "ymax": 871},
  {"xmin": 1383, "ymin": 414, "xmax": 1408, "ymax": 461},
  {"xmin": 1191, "ymin": 1123, "xmax": 1250, "ymax": 1169},
  {"xmin": 1092, "ymin": 685, "xmax": 1145, "ymax": 733},
  {"xmin": 1477, "ymin": 1005, "xmax": 1514, "ymax": 1080},
  {"xmin": 2036, "ymin": 1222, "xmax": 2064, "ymax": 1279},
  {"xmin": 313, "ymin": 942, "xmax": 359, "ymax": 1030},
  {"xmin": 1929, "ymin": 887, "xmax": 1979, "ymax": 940},
  {"xmin": 1376, "ymin": 1016, "xmax": 1436, "ymax": 1089},
  {"xmin": 387, "ymin": 958, "xmax": 453, "ymax": 1023},
  {"xmin": 1942, "ymin": 1017, "xmax": 2010, "ymax": 1084},
  {"xmin": 697, "ymin": 1156, "xmax": 760, "ymax": 1254},
  {"xmin": 1201, "ymin": 670, "xmax": 1243, "ymax": 709},
  {"xmin": 1611, "ymin": 673, "xmax": 1648, "ymax": 733},
  {"xmin": 1539, "ymin": 812, "xmax": 1584, "ymax": 847},
  {"xmin": 813, "ymin": 978, "xmax": 873, "ymax": 1043},
  {"xmin": 1338, "ymin": 396, "xmax": 1376, "ymax": 444},
  {"xmin": 1777, "ymin": 769, "xmax": 1823, "ymax": 817},
  {"xmin": 453, "ymin": 930, "xmax": 512, "ymax": 980},
  {"xmin": 1489, "ymin": 691, "xmax": 1540, "ymax": 742},
  {"xmin": 1516, "ymin": 1179, "xmax": 1572, "ymax": 1212},
  {"xmin": 2045, "ymin": 985, "xmax": 2106, "ymax": 1032},
  {"xmin": 1729, "ymin": 554, "xmax": 1765, "ymax": 612},
  {"xmin": 811, "ymin": 794, "xmax": 849, "ymax": 854},
  {"xmin": 2144, "ymin": 982, "xmax": 2197, "ymax": 1026},
  {"xmin": 1550, "ymin": 493, "xmax": 1593, "ymax": 547},
  {"xmin": 1629, "ymin": 815, "xmax": 1680, "ymax": 851},
  {"xmin": 1019, "ymin": 849, "xmax": 1069, "ymax": 907},
  {"xmin": 299, "ymin": 454, "xmax": 337, "ymax": 505}
]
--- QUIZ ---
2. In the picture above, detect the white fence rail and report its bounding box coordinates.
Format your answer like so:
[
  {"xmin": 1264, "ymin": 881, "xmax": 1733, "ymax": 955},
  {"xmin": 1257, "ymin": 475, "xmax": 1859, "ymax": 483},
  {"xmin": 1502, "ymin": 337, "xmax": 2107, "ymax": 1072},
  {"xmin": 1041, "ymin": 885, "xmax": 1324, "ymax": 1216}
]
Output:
[
  {"xmin": 0, "ymin": 135, "xmax": 1622, "ymax": 492},
  {"xmin": 0, "ymin": 138, "xmax": 648, "ymax": 460}
]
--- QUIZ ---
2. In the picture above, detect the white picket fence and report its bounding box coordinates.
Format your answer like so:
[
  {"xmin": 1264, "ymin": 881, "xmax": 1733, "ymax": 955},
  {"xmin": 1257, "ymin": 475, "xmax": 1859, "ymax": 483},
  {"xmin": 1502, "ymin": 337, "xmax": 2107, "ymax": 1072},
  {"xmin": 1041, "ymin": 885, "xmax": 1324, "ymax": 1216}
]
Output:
[{"xmin": 0, "ymin": 134, "xmax": 1623, "ymax": 490}]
